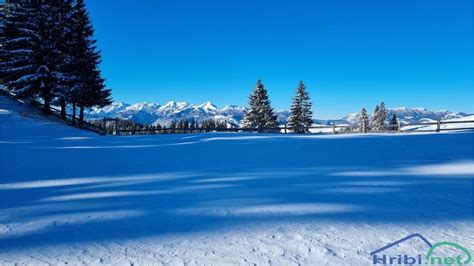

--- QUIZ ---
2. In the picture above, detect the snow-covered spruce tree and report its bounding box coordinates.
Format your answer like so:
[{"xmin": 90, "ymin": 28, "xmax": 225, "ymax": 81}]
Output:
[
  {"xmin": 389, "ymin": 113, "xmax": 398, "ymax": 130},
  {"xmin": 241, "ymin": 80, "xmax": 278, "ymax": 132},
  {"xmin": 69, "ymin": 0, "xmax": 111, "ymax": 124},
  {"xmin": 49, "ymin": 0, "xmax": 76, "ymax": 118},
  {"xmin": 0, "ymin": 1, "xmax": 39, "ymax": 101},
  {"xmin": 288, "ymin": 81, "xmax": 313, "ymax": 133},
  {"xmin": 0, "ymin": 0, "xmax": 76, "ymax": 114},
  {"xmin": 34, "ymin": 1, "xmax": 61, "ymax": 114},
  {"xmin": 359, "ymin": 108, "xmax": 369, "ymax": 133},
  {"xmin": 377, "ymin": 102, "xmax": 387, "ymax": 130},
  {"xmin": 370, "ymin": 104, "xmax": 379, "ymax": 128},
  {"xmin": 371, "ymin": 102, "xmax": 387, "ymax": 131}
]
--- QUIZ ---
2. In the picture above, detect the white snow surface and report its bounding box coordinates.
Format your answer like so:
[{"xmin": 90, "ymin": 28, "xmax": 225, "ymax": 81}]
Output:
[
  {"xmin": 401, "ymin": 115, "xmax": 474, "ymax": 132},
  {"xmin": 1, "ymin": 95, "xmax": 474, "ymax": 265}
]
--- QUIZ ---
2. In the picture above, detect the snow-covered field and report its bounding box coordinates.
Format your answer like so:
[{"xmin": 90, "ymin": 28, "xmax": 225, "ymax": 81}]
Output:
[
  {"xmin": 401, "ymin": 115, "xmax": 474, "ymax": 132},
  {"xmin": 1, "ymin": 96, "xmax": 474, "ymax": 265}
]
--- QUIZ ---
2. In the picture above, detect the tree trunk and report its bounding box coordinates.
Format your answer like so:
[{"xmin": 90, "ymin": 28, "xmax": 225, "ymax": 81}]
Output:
[
  {"xmin": 72, "ymin": 103, "xmax": 76, "ymax": 125},
  {"xmin": 42, "ymin": 87, "xmax": 51, "ymax": 115},
  {"xmin": 60, "ymin": 100, "xmax": 66, "ymax": 119},
  {"xmin": 79, "ymin": 105, "xmax": 84, "ymax": 125},
  {"xmin": 43, "ymin": 101, "xmax": 51, "ymax": 115}
]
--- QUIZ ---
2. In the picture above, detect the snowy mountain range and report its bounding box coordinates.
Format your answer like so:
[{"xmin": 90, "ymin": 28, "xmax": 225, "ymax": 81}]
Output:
[
  {"xmin": 342, "ymin": 108, "xmax": 471, "ymax": 125},
  {"xmin": 85, "ymin": 101, "xmax": 471, "ymax": 126},
  {"xmin": 86, "ymin": 101, "xmax": 248, "ymax": 126}
]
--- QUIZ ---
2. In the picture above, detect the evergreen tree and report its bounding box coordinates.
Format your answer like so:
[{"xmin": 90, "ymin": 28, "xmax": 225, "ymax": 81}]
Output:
[
  {"xmin": 169, "ymin": 121, "xmax": 177, "ymax": 133},
  {"xmin": 177, "ymin": 119, "xmax": 189, "ymax": 133},
  {"xmin": 371, "ymin": 102, "xmax": 387, "ymax": 131},
  {"xmin": 389, "ymin": 113, "xmax": 398, "ymax": 130},
  {"xmin": 379, "ymin": 102, "xmax": 387, "ymax": 124},
  {"xmin": 0, "ymin": 1, "xmax": 40, "ymax": 101},
  {"xmin": 359, "ymin": 108, "xmax": 369, "ymax": 133},
  {"xmin": 0, "ymin": 0, "xmax": 83, "ymax": 115},
  {"xmin": 189, "ymin": 120, "xmax": 196, "ymax": 132},
  {"xmin": 25, "ymin": 0, "xmax": 69, "ymax": 114},
  {"xmin": 241, "ymin": 80, "xmax": 278, "ymax": 132},
  {"xmin": 69, "ymin": 0, "xmax": 111, "ymax": 124},
  {"xmin": 48, "ymin": 0, "xmax": 76, "ymax": 118},
  {"xmin": 370, "ymin": 105, "xmax": 379, "ymax": 128},
  {"xmin": 287, "ymin": 81, "xmax": 313, "ymax": 133}
]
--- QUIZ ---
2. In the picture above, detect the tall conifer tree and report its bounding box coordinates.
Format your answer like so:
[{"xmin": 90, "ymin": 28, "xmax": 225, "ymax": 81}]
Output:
[
  {"xmin": 389, "ymin": 113, "xmax": 398, "ymax": 130},
  {"xmin": 0, "ymin": 0, "xmax": 40, "ymax": 101},
  {"xmin": 359, "ymin": 108, "xmax": 369, "ymax": 133},
  {"xmin": 69, "ymin": 0, "xmax": 111, "ymax": 123},
  {"xmin": 241, "ymin": 80, "xmax": 278, "ymax": 132},
  {"xmin": 1, "ymin": 0, "xmax": 78, "ymax": 114},
  {"xmin": 288, "ymin": 81, "xmax": 313, "ymax": 133},
  {"xmin": 372, "ymin": 102, "xmax": 387, "ymax": 130}
]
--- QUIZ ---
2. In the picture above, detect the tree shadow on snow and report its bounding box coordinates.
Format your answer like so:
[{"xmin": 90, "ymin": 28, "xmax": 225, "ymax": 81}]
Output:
[{"xmin": 0, "ymin": 132, "xmax": 473, "ymax": 250}]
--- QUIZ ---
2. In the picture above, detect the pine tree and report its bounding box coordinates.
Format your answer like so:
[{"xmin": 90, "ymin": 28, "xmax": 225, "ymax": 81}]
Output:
[
  {"xmin": 241, "ymin": 80, "xmax": 278, "ymax": 132},
  {"xmin": 359, "ymin": 108, "xmax": 369, "ymax": 133},
  {"xmin": 288, "ymin": 81, "xmax": 313, "ymax": 133},
  {"xmin": 0, "ymin": 1, "xmax": 39, "ymax": 101},
  {"xmin": 69, "ymin": 0, "xmax": 111, "ymax": 124},
  {"xmin": 370, "ymin": 105, "xmax": 379, "ymax": 128},
  {"xmin": 189, "ymin": 120, "xmax": 196, "ymax": 132},
  {"xmin": 48, "ymin": 0, "xmax": 76, "ymax": 118},
  {"xmin": 371, "ymin": 102, "xmax": 387, "ymax": 131},
  {"xmin": 0, "ymin": 0, "xmax": 79, "ymax": 115},
  {"xmin": 379, "ymin": 102, "xmax": 387, "ymax": 125},
  {"xmin": 389, "ymin": 113, "xmax": 398, "ymax": 130},
  {"xmin": 170, "ymin": 121, "xmax": 177, "ymax": 133},
  {"xmin": 26, "ymin": 0, "xmax": 68, "ymax": 114}
]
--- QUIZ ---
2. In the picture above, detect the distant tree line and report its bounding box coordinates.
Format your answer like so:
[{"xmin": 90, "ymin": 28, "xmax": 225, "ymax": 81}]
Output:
[
  {"xmin": 90, "ymin": 118, "xmax": 233, "ymax": 135},
  {"xmin": 0, "ymin": 0, "xmax": 111, "ymax": 124}
]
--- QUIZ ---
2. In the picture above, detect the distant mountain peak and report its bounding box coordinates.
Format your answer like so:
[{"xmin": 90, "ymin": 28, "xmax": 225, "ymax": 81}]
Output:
[
  {"xmin": 198, "ymin": 101, "xmax": 218, "ymax": 111},
  {"xmin": 162, "ymin": 101, "xmax": 177, "ymax": 108}
]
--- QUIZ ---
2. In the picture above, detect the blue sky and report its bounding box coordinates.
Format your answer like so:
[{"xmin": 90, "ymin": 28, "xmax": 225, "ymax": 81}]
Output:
[{"xmin": 86, "ymin": 0, "xmax": 472, "ymax": 118}]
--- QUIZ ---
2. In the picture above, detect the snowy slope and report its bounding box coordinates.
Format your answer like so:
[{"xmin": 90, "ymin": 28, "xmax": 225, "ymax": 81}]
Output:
[
  {"xmin": 87, "ymin": 101, "xmax": 471, "ymax": 126},
  {"xmin": 0, "ymin": 95, "xmax": 94, "ymax": 140},
  {"xmin": 1, "ymin": 100, "xmax": 473, "ymax": 265}
]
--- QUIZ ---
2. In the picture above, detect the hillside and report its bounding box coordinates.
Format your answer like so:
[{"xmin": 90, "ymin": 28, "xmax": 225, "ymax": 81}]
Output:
[{"xmin": 0, "ymin": 95, "xmax": 93, "ymax": 139}]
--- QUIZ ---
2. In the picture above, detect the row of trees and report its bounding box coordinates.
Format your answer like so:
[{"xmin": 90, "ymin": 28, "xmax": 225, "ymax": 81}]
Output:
[
  {"xmin": 359, "ymin": 102, "xmax": 398, "ymax": 133},
  {"xmin": 242, "ymin": 80, "xmax": 313, "ymax": 133},
  {"xmin": 240, "ymin": 80, "xmax": 399, "ymax": 134},
  {"xmin": 90, "ymin": 118, "xmax": 234, "ymax": 135},
  {"xmin": 170, "ymin": 119, "xmax": 229, "ymax": 131},
  {"xmin": 0, "ymin": 0, "xmax": 111, "ymax": 124}
]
